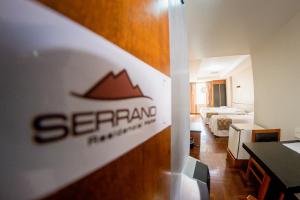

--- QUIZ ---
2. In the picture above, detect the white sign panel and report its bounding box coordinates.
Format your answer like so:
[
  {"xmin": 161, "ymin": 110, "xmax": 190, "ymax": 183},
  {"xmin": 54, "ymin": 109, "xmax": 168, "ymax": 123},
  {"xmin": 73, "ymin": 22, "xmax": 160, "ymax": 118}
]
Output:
[{"xmin": 0, "ymin": 1, "xmax": 171, "ymax": 199}]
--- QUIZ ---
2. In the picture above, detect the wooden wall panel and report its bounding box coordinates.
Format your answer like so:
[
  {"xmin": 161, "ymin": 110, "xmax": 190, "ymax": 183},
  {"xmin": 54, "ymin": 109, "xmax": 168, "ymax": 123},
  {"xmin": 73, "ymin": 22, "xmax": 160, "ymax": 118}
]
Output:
[
  {"xmin": 38, "ymin": 0, "xmax": 171, "ymax": 199},
  {"xmin": 44, "ymin": 127, "xmax": 170, "ymax": 200},
  {"xmin": 39, "ymin": 0, "xmax": 170, "ymax": 76}
]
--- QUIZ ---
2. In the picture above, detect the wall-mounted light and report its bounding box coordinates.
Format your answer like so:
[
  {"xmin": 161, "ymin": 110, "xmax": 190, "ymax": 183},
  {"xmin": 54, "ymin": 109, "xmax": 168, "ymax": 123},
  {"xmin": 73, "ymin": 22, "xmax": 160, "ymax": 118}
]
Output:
[{"xmin": 236, "ymin": 85, "xmax": 241, "ymax": 88}]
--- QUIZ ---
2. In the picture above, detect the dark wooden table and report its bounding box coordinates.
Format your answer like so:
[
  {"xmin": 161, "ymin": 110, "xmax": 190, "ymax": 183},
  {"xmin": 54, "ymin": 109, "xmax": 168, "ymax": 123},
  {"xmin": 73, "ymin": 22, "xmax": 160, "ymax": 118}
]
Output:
[{"xmin": 243, "ymin": 142, "xmax": 300, "ymax": 199}]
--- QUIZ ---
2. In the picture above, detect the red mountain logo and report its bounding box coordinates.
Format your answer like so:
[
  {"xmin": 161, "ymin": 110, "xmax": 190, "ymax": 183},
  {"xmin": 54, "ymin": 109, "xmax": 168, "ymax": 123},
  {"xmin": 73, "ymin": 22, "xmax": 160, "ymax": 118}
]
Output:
[{"xmin": 71, "ymin": 69, "xmax": 152, "ymax": 100}]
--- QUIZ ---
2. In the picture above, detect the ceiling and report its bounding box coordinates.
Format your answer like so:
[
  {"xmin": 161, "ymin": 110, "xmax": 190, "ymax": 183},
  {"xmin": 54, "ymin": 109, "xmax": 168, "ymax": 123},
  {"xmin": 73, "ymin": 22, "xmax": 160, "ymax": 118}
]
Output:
[
  {"xmin": 185, "ymin": 0, "xmax": 300, "ymax": 60},
  {"xmin": 189, "ymin": 55, "xmax": 249, "ymax": 82}
]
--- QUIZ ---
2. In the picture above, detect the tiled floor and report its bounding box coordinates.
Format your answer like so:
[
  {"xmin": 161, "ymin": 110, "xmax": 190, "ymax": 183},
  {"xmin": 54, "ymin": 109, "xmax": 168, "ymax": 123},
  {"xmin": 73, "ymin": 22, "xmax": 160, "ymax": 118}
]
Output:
[{"xmin": 190, "ymin": 115, "xmax": 257, "ymax": 200}]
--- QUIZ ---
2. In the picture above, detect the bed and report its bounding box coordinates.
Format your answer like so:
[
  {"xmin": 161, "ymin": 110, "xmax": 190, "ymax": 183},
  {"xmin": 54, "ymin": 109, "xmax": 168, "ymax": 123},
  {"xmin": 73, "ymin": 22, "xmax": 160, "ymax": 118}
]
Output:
[
  {"xmin": 199, "ymin": 106, "xmax": 245, "ymax": 124},
  {"xmin": 209, "ymin": 113, "xmax": 254, "ymax": 137}
]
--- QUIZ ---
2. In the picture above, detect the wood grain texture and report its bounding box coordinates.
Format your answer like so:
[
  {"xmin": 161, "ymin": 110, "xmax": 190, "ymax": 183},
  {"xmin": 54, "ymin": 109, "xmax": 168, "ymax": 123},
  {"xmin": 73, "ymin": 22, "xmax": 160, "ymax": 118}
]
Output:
[
  {"xmin": 44, "ymin": 127, "xmax": 171, "ymax": 200},
  {"xmin": 39, "ymin": 0, "xmax": 170, "ymax": 76},
  {"xmin": 38, "ymin": 0, "xmax": 171, "ymax": 199}
]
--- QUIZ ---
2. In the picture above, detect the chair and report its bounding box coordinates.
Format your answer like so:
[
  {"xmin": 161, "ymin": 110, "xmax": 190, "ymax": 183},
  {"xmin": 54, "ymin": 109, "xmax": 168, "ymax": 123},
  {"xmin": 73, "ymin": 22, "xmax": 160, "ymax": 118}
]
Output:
[
  {"xmin": 245, "ymin": 158, "xmax": 271, "ymax": 200},
  {"xmin": 251, "ymin": 129, "xmax": 281, "ymax": 142},
  {"xmin": 245, "ymin": 129, "xmax": 281, "ymax": 200}
]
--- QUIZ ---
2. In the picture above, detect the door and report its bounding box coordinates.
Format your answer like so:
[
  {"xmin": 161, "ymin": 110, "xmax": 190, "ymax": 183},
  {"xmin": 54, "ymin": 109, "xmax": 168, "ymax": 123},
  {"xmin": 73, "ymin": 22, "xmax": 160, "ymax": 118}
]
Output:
[{"xmin": 20, "ymin": 1, "xmax": 171, "ymax": 199}]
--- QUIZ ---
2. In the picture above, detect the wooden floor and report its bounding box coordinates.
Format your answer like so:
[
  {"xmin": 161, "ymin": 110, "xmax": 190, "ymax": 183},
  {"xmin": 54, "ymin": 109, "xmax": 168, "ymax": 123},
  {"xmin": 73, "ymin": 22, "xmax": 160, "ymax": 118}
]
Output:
[{"xmin": 190, "ymin": 115, "xmax": 258, "ymax": 200}]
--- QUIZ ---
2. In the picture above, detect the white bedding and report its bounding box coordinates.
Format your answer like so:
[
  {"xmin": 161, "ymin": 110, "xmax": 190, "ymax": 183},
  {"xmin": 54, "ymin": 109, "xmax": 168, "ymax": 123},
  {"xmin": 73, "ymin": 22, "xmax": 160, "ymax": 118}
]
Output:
[
  {"xmin": 209, "ymin": 113, "xmax": 254, "ymax": 137},
  {"xmin": 199, "ymin": 106, "xmax": 245, "ymax": 124}
]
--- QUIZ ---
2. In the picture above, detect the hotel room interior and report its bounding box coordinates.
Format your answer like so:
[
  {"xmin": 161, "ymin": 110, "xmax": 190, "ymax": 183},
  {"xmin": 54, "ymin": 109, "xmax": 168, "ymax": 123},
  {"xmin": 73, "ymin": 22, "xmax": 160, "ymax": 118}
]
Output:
[{"xmin": 0, "ymin": 0, "xmax": 300, "ymax": 200}]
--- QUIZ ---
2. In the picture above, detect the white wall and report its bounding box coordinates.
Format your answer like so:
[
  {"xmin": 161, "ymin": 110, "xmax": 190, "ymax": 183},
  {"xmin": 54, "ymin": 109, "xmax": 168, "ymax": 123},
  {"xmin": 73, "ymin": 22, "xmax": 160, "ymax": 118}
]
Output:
[
  {"xmin": 251, "ymin": 10, "xmax": 300, "ymax": 140},
  {"xmin": 227, "ymin": 57, "xmax": 254, "ymax": 112},
  {"xmin": 169, "ymin": 1, "xmax": 190, "ymax": 199}
]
